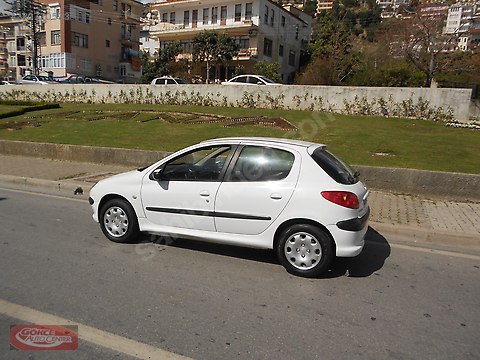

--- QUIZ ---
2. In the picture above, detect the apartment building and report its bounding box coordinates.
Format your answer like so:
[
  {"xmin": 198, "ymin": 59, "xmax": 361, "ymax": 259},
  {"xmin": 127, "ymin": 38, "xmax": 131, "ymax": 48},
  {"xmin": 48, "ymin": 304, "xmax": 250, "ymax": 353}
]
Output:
[
  {"xmin": 0, "ymin": 28, "xmax": 7, "ymax": 78},
  {"xmin": 0, "ymin": 0, "xmax": 144, "ymax": 82},
  {"xmin": 445, "ymin": 2, "xmax": 479, "ymax": 34},
  {"xmin": 141, "ymin": 0, "xmax": 311, "ymax": 83}
]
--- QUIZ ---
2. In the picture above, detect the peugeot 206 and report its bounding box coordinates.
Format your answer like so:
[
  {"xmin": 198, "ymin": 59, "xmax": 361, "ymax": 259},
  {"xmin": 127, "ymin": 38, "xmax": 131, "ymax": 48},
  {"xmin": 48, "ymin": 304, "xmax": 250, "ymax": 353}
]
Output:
[{"xmin": 89, "ymin": 137, "xmax": 370, "ymax": 277}]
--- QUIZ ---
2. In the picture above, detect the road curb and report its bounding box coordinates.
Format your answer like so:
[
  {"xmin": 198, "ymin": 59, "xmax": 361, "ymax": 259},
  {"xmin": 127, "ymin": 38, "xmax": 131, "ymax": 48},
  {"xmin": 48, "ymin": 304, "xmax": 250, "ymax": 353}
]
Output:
[
  {"xmin": 369, "ymin": 221, "xmax": 480, "ymax": 252},
  {"xmin": 0, "ymin": 174, "xmax": 92, "ymax": 199}
]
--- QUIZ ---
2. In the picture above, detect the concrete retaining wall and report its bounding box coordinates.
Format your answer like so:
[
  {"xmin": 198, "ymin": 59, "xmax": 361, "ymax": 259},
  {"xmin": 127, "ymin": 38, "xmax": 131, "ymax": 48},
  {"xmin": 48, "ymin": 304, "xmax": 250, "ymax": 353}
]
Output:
[
  {"xmin": 0, "ymin": 84, "xmax": 475, "ymax": 122},
  {"xmin": 1, "ymin": 140, "xmax": 478, "ymax": 200},
  {"xmin": 0, "ymin": 140, "xmax": 169, "ymax": 167},
  {"xmin": 356, "ymin": 166, "xmax": 480, "ymax": 201}
]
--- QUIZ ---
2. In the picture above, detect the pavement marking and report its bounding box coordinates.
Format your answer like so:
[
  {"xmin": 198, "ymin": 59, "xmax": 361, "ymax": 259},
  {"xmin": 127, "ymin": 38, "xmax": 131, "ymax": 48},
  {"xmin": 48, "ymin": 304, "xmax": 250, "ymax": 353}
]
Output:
[
  {"xmin": 0, "ymin": 298, "xmax": 192, "ymax": 360},
  {"xmin": 389, "ymin": 243, "xmax": 480, "ymax": 260}
]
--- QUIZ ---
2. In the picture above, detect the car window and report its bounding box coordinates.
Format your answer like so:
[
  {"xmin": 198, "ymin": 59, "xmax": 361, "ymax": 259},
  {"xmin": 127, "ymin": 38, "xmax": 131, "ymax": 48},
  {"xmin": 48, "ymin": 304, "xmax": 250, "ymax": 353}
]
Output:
[
  {"xmin": 233, "ymin": 76, "xmax": 246, "ymax": 83},
  {"xmin": 247, "ymin": 76, "xmax": 262, "ymax": 85},
  {"xmin": 155, "ymin": 79, "xmax": 164, "ymax": 85},
  {"xmin": 160, "ymin": 146, "xmax": 232, "ymax": 181},
  {"xmin": 166, "ymin": 79, "xmax": 176, "ymax": 84},
  {"xmin": 175, "ymin": 78, "xmax": 186, "ymax": 84},
  {"xmin": 311, "ymin": 148, "xmax": 358, "ymax": 185},
  {"xmin": 259, "ymin": 76, "xmax": 275, "ymax": 84},
  {"xmin": 227, "ymin": 146, "xmax": 294, "ymax": 182}
]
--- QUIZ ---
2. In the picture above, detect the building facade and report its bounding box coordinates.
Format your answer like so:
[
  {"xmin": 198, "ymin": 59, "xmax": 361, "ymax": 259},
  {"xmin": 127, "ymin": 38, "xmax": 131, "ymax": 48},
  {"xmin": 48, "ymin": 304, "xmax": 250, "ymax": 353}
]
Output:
[
  {"xmin": 141, "ymin": 0, "xmax": 311, "ymax": 83},
  {"xmin": 0, "ymin": 27, "xmax": 8, "ymax": 78},
  {"xmin": 0, "ymin": 0, "xmax": 144, "ymax": 82},
  {"xmin": 445, "ymin": 2, "xmax": 478, "ymax": 34}
]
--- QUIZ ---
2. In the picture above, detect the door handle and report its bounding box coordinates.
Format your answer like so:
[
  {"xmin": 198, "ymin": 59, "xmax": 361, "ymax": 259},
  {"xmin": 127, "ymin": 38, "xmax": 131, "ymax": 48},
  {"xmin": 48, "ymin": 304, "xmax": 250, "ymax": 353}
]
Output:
[
  {"xmin": 270, "ymin": 193, "xmax": 282, "ymax": 200},
  {"xmin": 200, "ymin": 190, "xmax": 210, "ymax": 197}
]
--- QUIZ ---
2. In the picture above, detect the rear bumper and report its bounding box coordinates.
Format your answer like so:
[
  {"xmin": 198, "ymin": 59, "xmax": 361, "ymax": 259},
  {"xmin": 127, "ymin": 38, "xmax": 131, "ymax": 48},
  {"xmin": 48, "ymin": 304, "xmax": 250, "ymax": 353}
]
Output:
[
  {"xmin": 327, "ymin": 207, "xmax": 370, "ymax": 257},
  {"xmin": 336, "ymin": 207, "xmax": 370, "ymax": 232}
]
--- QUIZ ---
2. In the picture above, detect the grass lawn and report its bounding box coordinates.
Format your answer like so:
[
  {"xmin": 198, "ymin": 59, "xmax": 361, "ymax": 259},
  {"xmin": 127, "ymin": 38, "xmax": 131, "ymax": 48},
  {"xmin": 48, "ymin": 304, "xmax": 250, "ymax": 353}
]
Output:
[{"xmin": 0, "ymin": 102, "xmax": 478, "ymax": 174}]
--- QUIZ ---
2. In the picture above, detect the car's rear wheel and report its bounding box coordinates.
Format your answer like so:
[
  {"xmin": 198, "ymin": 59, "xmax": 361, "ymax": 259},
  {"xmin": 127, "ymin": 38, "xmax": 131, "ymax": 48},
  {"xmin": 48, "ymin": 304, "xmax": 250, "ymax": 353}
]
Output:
[
  {"xmin": 100, "ymin": 198, "xmax": 139, "ymax": 243},
  {"xmin": 276, "ymin": 224, "xmax": 333, "ymax": 277}
]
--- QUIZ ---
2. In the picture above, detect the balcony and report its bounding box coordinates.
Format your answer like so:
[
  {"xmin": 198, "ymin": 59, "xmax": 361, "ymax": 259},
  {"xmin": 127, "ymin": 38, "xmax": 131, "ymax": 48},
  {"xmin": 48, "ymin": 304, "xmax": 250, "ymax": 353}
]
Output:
[
  {"xmin": 235, "ymin": 48, "xmax": 258, "ymax": 59},
  {"xmin": 149, "ymin": 22, "xmax": 257, "ymax": 40}
]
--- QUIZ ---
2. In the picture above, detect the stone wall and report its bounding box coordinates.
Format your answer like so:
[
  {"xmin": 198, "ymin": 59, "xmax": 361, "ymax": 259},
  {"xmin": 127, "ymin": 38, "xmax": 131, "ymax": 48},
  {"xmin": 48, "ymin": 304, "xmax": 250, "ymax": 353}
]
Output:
[{"xmin": 0, "ymin": 84, "xmax": 475, "ymax": 122}]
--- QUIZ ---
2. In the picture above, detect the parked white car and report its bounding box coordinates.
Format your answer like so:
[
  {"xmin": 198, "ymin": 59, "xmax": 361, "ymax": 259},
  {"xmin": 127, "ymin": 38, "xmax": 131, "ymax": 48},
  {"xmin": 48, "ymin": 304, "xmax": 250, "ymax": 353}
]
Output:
[
  {"xmin": 222, "ymin": 75, "xmax": 280, "ymax": 85},
  {"xmin": 151, "ymin": 76, "xmax": 187, "ymax": 85},
  {"xmin": 89, "ymin": 137, "xmax": 369, "ymax": 277}
]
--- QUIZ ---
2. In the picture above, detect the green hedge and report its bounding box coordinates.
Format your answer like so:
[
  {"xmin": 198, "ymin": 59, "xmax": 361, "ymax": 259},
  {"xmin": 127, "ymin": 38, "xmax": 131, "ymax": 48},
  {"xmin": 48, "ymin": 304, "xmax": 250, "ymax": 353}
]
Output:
[{"xmin": 0, "ymin": 102, "xmax": 60, "ymax": 119}]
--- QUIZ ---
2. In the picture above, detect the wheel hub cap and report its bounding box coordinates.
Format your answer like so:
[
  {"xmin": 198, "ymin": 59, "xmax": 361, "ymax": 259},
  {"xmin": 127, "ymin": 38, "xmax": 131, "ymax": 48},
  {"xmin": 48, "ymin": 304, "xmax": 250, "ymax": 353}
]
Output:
[
  {"xmin": 284, "ymin": 232, "xmax": 322, "ymax": 270},
  {"xmin": 103, "ymin": 206, "xmax": 129, "ymax": 238}
]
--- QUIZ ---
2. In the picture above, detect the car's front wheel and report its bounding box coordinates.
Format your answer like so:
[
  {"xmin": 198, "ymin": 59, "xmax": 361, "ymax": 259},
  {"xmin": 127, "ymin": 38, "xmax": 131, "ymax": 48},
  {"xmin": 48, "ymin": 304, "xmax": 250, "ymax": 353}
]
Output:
[
  {"xmin": 276, "ymin": 224, "xmax": 334, "ymax": 277},
  {"xmin": 99, "ymin": 198, "xmax": 139, "ymax": 243}
]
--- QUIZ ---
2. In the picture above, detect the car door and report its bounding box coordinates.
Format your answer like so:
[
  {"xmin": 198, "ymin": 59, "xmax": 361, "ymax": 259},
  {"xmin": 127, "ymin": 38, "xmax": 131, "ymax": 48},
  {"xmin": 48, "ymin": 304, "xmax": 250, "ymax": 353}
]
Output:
[
  {"xmin": 141, "ymin": 145, "xmax": 235, "ymax": 232},
  {"xmin": 214, "ymin": 145, "xmax": 300, "ymax": 235}
]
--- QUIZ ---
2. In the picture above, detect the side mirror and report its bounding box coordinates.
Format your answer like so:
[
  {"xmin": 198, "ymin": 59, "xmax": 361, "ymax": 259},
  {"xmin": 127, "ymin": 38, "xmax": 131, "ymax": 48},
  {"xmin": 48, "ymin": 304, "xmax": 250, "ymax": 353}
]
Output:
[
  {"xmin": 257, "ymin": 81, "xmax": 264, "ymax": 85},
  {"xmin": 150, "ymin": 167, "xmax": 164, "ymax": 181}
]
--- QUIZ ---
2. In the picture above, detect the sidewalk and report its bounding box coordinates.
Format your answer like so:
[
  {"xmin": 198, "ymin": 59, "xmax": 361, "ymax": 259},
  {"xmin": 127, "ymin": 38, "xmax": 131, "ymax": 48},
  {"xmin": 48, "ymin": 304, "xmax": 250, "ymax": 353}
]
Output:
[{"xmin": 0, "ymin": 154, "xmax": 479, "ymax": 252}]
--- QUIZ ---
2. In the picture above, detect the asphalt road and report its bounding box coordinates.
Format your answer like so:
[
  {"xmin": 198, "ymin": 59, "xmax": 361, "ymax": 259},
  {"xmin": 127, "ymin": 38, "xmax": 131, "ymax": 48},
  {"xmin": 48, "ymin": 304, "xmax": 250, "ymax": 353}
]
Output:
[{"xmin": 0, "ymin": 187, "xmax": 479, "ymax": 360}]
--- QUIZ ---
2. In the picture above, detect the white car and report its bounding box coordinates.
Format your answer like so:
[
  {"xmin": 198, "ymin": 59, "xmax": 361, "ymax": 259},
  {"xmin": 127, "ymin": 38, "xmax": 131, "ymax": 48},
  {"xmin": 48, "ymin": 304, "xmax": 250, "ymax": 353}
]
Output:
[
  {"xmin": 89, "ymin": 137, "xmax": 369, "ymax": 277},
  {"xmin": 151, "ymin": 76, "xmax": 187, "ymax": 85},
  {"xmin": 17, "ymin": 75, "xmax": 57, "ymax": 85},
  {"xmin": 222, "ymin": 75, "xmax": 280, "ymax": 85}
]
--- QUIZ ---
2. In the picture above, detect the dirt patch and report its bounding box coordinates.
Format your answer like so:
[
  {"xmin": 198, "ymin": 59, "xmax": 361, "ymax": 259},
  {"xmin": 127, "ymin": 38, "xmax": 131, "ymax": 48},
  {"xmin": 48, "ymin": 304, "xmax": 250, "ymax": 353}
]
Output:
[{"xmin": 0, "ymin": 120, "xmax": 42, "ymax": 130}]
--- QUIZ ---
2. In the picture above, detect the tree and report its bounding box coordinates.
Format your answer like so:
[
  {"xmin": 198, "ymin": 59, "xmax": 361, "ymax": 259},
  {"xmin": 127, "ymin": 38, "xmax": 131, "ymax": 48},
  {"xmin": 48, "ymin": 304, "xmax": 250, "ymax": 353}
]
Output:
[
  {"xmin": 140, "ymin": 42, "xmax": 182, "ymax": 83},
  {"xmin": 400, "ymin": 12, "xmax": 454, "ymax": 87},
  {"xmin": 192, "ymin": 31, "xmax": 239, "ymax": 83},
  {"xmin": 296, "ymin": 11, "xmax": 359, "ymax": 85},
  {"xmin": 252, "ymin": 61, "xmax": 281, "ymax": 82}
]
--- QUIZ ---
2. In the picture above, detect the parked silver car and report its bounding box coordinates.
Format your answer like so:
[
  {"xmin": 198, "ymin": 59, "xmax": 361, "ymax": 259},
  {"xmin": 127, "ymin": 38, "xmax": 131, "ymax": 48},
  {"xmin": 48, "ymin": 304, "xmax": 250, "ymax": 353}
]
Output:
[{"xmin": 17, "ymin": 75, "xmax": 58, "ymax": 85}]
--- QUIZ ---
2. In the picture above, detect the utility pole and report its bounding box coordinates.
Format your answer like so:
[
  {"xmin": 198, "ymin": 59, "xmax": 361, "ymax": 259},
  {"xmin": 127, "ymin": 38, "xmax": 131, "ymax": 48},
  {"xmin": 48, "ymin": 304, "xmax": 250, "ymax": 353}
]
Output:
[{"xmin": 7, "ymin": 0, "xmax": 45, "ymax": 75}]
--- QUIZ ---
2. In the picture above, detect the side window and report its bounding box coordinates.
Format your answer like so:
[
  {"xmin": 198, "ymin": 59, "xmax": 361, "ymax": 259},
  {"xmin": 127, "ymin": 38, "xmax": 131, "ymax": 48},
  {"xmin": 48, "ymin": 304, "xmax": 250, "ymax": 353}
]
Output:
[
  {"xmin": 247, "ymin": 76, "xmax": 261, "ymax": 84},
  {"xmin": 155, "ymin": 79, "xmax": 164, "ymax": 85},
  {"xmin": 234, "ymin": 76, "xmax": 246, "ymax": 83},
  {"xmin": 160, "ymin": 146, "xmax": 232, "ymax": 181},
  {"xmin": 228, "ymin": 146, "xmax": 294, "ymax": 182},
  {"xmin": 166, "ymin": 79, "xmax": 176, "ymax": 84}
]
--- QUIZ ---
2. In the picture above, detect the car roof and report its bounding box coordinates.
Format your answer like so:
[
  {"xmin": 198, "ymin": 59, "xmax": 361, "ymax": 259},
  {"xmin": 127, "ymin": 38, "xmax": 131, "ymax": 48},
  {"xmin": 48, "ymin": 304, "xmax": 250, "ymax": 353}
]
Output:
[{"xmin": 201, "ymin": 137, "xmax": 325, "ymax": 149}]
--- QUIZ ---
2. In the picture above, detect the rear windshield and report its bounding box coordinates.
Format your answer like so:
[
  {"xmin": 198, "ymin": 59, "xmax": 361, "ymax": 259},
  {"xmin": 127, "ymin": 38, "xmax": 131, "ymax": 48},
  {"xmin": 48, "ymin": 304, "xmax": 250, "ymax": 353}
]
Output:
[{"xmin": 311, "ymin": 148, "xmax": 358, "ymax": 185}]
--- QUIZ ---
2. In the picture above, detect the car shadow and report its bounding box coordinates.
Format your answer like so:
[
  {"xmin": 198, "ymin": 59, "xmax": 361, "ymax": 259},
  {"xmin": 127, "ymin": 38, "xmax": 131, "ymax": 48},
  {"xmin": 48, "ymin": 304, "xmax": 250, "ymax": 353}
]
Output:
[
  {"xmin": 139, "ymin": 233, "xmax": 279, "ymax": 265},
  {"xmin": 137, "ymin": 226, "xmax": 390, "ymax": 279},
  {"xmin": 322, "ymin": 227, "xmax": 391, "ymax": 278}
]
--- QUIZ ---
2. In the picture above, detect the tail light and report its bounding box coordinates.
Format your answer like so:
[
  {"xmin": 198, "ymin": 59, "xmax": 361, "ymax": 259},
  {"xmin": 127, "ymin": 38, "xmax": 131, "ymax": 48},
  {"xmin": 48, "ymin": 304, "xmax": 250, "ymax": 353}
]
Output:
[{"xmin": 321, "ymin": 191, "xmax": 359, "ymax": 209}]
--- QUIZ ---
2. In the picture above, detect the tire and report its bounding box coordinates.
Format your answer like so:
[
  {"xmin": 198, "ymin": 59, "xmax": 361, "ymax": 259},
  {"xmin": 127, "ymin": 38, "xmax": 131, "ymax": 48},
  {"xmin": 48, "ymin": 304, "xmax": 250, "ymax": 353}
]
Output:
[
  {"xmin": 276, "ymin": 224, "xmax": 334, "ymax": 277},
  {"xmin": 99, "ymin": 198, "xmax": 140, "ymax": 243}
]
